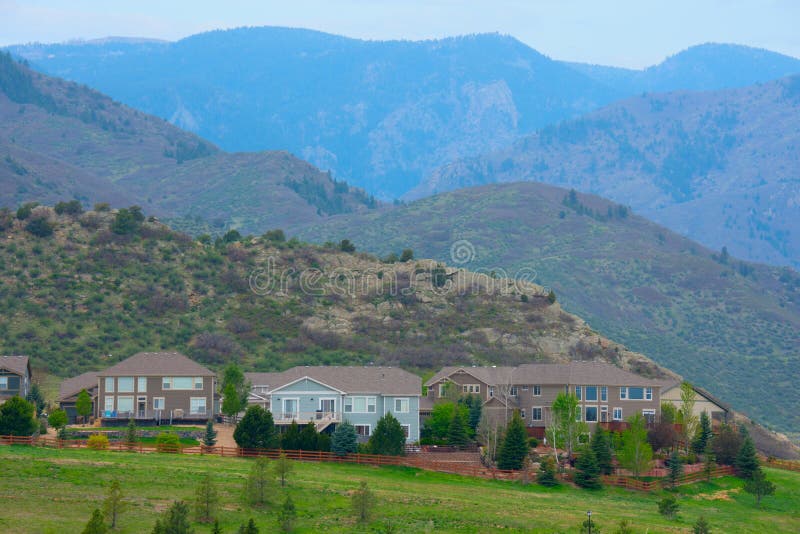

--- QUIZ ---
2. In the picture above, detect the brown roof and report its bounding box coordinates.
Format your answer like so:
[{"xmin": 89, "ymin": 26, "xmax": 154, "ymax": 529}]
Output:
[
  {"xmin": 58, "ymin": 372, "xmax": 100, "ymax": 401},
  {"xmin": 426, "ymin": 361, "xmax": 660, "ymax": 388},
  {"xmin": 97, "ymin": 352, "xmax": 214, "ymax": 377},
  {"xmin": 246, "ymin": 366, "xmax": 421, "ymax": 396},
  {"xmin": 0, "ymin": 356, "xmax": 30, "ymax": 376}
]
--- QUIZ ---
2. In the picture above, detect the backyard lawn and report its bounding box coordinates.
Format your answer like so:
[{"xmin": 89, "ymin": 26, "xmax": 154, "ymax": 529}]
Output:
[{"xmin": 0, "ymin": 445, "xmax": 797, "ymax": 533}]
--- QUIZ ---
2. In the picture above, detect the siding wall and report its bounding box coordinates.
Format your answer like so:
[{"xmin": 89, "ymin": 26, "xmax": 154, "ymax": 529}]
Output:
[{"xmin": 98, "ymin": 375, "xmax": 215, "ymax": 420}]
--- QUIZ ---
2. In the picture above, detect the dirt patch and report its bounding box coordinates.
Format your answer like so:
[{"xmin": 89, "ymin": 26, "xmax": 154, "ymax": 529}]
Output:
[
  {"xmin": 47, "ymin": 457, "xmax": 115, "ymax": 467},
  {"xmin": 695, "ymin": 488, "xmax": 740, "ymax": 501}
]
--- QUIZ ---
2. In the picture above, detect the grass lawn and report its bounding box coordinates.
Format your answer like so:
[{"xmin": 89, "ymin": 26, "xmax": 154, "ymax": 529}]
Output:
[{"xmin": 0, "ymin": 446, "xmax": 798, "ymax": 533}]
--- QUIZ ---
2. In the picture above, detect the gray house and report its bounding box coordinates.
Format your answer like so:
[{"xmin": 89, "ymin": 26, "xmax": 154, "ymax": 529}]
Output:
[
  {"xmin": 246, "ymin": 366, "xmax": 421, "ymax": 442},
  {"xmin": 57, "ymin": 371, "xmax": 99, "ymax": 424},
  {"xmin": 0, "ymin": 355, "xmax": 31, "ymax": 402}
]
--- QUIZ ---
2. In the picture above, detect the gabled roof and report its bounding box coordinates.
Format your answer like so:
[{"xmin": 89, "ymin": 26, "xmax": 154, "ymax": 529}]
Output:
[
  {"xmin": 0, "ymin": 355, "xmax": 30, "ymax": 376},
  {"xmin": 269, "ymin": 375, "xmax": 346, "ymax": 395},
  {"xmin": 246, "ymin": 366, "xmax": 421, "ymax": 396},
  {"xmin": 97, "ymin": 352, "xmax": 214, "ymax": 377},
  {"xmin": 426, "ymin": 361, "xmax": 661, "ymax": 388},
  {"xmin": 658, "ymin": 379, "xmax": 732, "ymax": 413},
  {"xmin": 58, "ymin": 372, "xmax": 99, "ymax": 401}
]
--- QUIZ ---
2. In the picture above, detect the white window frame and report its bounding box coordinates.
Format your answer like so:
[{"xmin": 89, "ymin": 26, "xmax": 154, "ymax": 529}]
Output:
[
  {"xmin": 533, "ymin": 385, "xmax": 541, "ymax": 396},
  {"xmin": 575, "ymin": 406, "xmax": 583, "ymax": 422},
  {"xmin": 584, "ymin": 405, "xmax": 599, "ymax": 423},
  {"xmin": 0, "ymin": 377, "xmax": 8, "ymax": 390},
  {"xmin": 137, "ymin": 377, "xmax": 147, "ymax": 392},
  {"xmin": 116, "ymin": 395, "xmax": 134, "ymax": 415},
  {"xmin": 510, "ymin": 386, "xmax": 518, "ymax": 396},
  {"xmin": 319, "ymin": 397, "xmax": 336, "ymax": 413},
  {"xmin": 344, "ymin": 396, "xmax": 376, "ymax": 414},
  {"xmin": 624, "ymin": 387, "xmax": 646, "ymax": 401},
  {"xmin": 645, "ymin": 387, "xmax": 653, "ymax": 401},
  {"xmin": 401, "ymin": 424, "xmax": 411, "ymax": 439},
  {"xmin": 105, "ymin": 377, "xmax": 114, "ymax": 393},
  {"xmin": 153, "ymin": 397, "xmax": 165, "ymax": 411},
  {"xmin": 282, "ymin": 398, "xmax": 300, "ymax": 419},
  {"xmin": 394, "ymin": 398, "xmax": 410, "ymax": 413},
  {"xmin": 438, "ymin": 383, "xmax": 447, "ymax": 397},
  {"xmin": 575, "ymin": 385, "xmax": 582, "ymax": 400},
  {"xmin": 117, "ymin": 376, "xmax": 134, "ymax": 393},
  {"xmin": 601, "ymin": 405, "xmax": 609, "ymax": 422},
  {"xmin": 613, "ymin": 407, "xmax": 623, "ymax": 421},
  {"xmin": 620, "ymin": 387, "xmax": 627, "ymax": 400},
  {"xmin": 585, "ymin": 386, "xmax": 598, "ymax": 402},
  {"xmin": 601, "ymin": 386, "xmax": 608, "ymax": 402},
  {"xmin": 190, "ymin": 397, "xmax": 207, "ymax": 415},
  {"xmin": 488, "ymin": 386, "xmax": 495, "ymax": 398},
  {"xmin": 522, "ymin": 385, "xmax": 528, "ymax": 391},
  {"xmin": 194, "ymin": 377, "xmax": 204, "ymax": 390},
  {"xmin": 520, "ymin": 408, "xmax": 526, "ymax": 420},
  {"xmin": 354, "ymin": 424, "xmax": 371, "ymax": 437},
  {"xmin": 104, "ymin": 396, "xmax": 114, "ymax": 413},
  {"xmin": 532, "ymin": 407, "xmax": 543, "ymax": 421}
]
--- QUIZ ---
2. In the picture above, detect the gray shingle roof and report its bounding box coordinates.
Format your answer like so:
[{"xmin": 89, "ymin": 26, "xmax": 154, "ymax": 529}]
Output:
[
  {"xmin": 97, "ymin": 352, "xmax": 214, "ymax": 377},
  {"xmin": 426, "ymin": 361, "xmax": 661, "ymax": 388},
  {"xmin": 0, "ymin": 355, "xmax": 30, "ymax": 376},
  {"xmin": 246, "ymin": 366, "xmax": 421, "ymax": 396},
  {"xmin": 58, "ymin": 371, "xmax": 100, "ymax": 401}
]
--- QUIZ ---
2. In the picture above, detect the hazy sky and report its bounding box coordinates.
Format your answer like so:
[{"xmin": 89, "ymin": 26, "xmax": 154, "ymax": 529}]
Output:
[{"xmin": 1, "ymin": 0, "xmax": 798, "ymax": 68}]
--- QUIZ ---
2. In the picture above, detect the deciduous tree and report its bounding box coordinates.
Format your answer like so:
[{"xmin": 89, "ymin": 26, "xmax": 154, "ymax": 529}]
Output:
[
  {"xmin": 550, "ymin": 392, "xmax": 586, "ymax": 459},
  {"xmin": 103, "ymin": 479, "xmax": 126, "ymax": 529},
  {"xmin": 0, "ymin": 396, "xmax": 37, "ymax": 436},
  {"xmin": 352, "ymin": 481, "xmax": 375, "ymax": 523},
  {"xmin": 274, "ymin": 453, "xmax": 293, "ymax": 487},
  {"xmin": 194, "ymin": 473, "xmax": 218, "ymax": 523},
  {"xmin": 245, "ymin": 457, "xmax": 272, "ymax": 507},
  {"xmin": 48, "ymin": 409, "xmax": 68, "ymax": 434},
  {"xmin": 76, "ymin": 389, "xmax": 93, "ymax": 424},
  {"xmin": 81, "ymin": 509, "xmax": 107, "ymax": 534},
  {"xmin": 618, "ymin": 413, "xmax": 653, "ymax": 478}
]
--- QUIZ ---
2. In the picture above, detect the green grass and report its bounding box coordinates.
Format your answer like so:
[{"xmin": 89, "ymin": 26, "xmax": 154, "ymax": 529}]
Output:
[{"xmin": 0, "ymin": 446, "xmax": 798, "ymax": 533}]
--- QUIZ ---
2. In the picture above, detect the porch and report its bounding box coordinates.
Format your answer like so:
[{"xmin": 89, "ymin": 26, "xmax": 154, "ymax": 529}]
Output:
[{"xmin": 272, "ymin": 410, "xmax": 340, "ymax": 432}]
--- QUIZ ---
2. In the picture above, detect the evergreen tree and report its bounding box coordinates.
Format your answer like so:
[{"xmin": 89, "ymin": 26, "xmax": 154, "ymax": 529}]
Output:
[
  {"xmin": 76, "ymin": 389, "xmax": 93, "ymax": 424},
  {"xmin": 81, "ymin": 509, "xmax": 107, "ymax": 534},
  {"xmin": 735, "ymin": 437, "xmax": 759, "ymax": 480},
  {"xmin": 274, "ymin": 453, "xmax": 293, "ymax": 487},
  {"xmin": 537, "ymin": 456, "xmax": 559, "ymax": 487},
  {"xmin": 693, "ymin": 516, "xmax": 711, "ymax": 534},
  {"xmin": 351, "ymin": 481, "xmax": 375, "ymax": 524},
  {"xmin": 0, "ymin": 395, "xmax": 37, "ymax": 436},
  {"xmin": 467, "ymin": 395, "xmax": 482, "ymax": 434},
  {"xmin": 237, "ymin": 518, "xmax": 258, "ymax": 534},
  {"xmin": 277, "ymin": 494, "xmax": 297, "ymax": 533},
  {"xmin": 193, "ymin": 473, "xmax": 218, "ymax": 523},
  {"xmin": 245, "ymin": 457, "xmax": 272, "ymax": 507},
  {"xmin": 703, "ymin": 442, "xmax": 716, "ymax": 481},
  {"xmin": 497, "ymin": 411, "xmax": 529, "ymax": 470},
  {"xmin": 666, "ymin": 450, "xmax": 684, "ymax": 489},
  {"xmin": 234, "ymin": 405, "xmax": 278, "ymax": 449},
  {"xmin": 658, "ymin": 494, "xmax": 680, "ymax": 519},
  {"xmin": 281, "ymin": 420, "xmax": 301, "ymax": 450},
  {"xmin": 103, "ymin": 479, "xmax": 126, "ymax": 529},
  {"xmin": 298, "ymin": 422, "xmax": 319, "ymax": 451},
  {"xmin": 712, "ymin": 424, "xmax": 742, "ymax": 465},
  {"xmin": 743, "ymin": 469, "xmax": 776, "ymax": 507},
  {"xmin": 331, "ymin": 420, "xmax": 358, "ymax": 456},
  {"xmin": 152, "ymin": 501, "xmax": 193, "ymax": 534},
  {"xmin": 447, "ymin": 408, "xmax": 470, "ymax": 449},
  {"xmin": 590, "ymin": 427, "xmax": 614, "ymax": 475},
  {"xmin": 211, "ymin": 519, "xmax": 222, "ymax": 534},
  {"xmin": 692, "ymin": 412, "xmax": 713, "ymax": 454},
  {"xmin": 574, "ymin": 447, "xmax": 602, "ymax": 489},
  {"xmin": 368, "ymin": 413, "xmax": 406, "ymax": 456},
  {"xmin": 203, "ymin": 419, "xmax": 217, "ymax": 447},
  {"xmin": 25, "ymin": 383, "xmax": 46, "ymax": 416},
  {"xmin": 125, "ymin": 418, "xmax": 138, "ymax": 448}
]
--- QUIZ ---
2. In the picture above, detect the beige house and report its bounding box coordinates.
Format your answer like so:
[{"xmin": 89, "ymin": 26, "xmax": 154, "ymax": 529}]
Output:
[
  {"xmin": 659, "ymin": 379, "xmax": 731, "ymax": 425},
  {"xmin": 96, "ymin": 352, "xmax": 216, "ymax": 424},
  {"xmin": 425, "ymin": 362, "xmax": 663, "ymax": 436}
]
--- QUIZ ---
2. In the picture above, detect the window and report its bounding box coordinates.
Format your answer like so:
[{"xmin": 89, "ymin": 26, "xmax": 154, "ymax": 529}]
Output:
[
  {"xmin": 344, "ymin": 396, "xmax": 376, "ymax": 413},
  {"xmin": 645, "ymin": 387, "xmax": 653, "ymax": 401},
  {"xmin": 401, "ymin": 425, "xmax": 411, "ymax": 439},
  {"xmin": 162, "ymin": 377, "xmax": 203, "ymax": 390},
  {"xmin": 473, "ymin": 384, "xmax": 480, "ymax": 393},
  {"xmin": 626, "ymin": 387, "xmax": 645, "ymax": 400},
  {"xmin": 355, "ymin": 424, "xmax": 371, "ymax": 437},
  {"xmin": 118, "ymin": 377, "xmax": 134, "ymax": 393},
  {"xmin": 642, "ymin": 409, "xmax": 656, "ymax": 424},
  {"xmin": 601, "ymin": 386, "xmax": 608, "ymax": 402},
  {"xmin": 533, "ymin": 385, "xmax": 541, "ymax": 396},
  {"xmin": 137, "ymin": 377, "xmax": 147, "ymax": 392},
  {"xmin": 575, "ymin": 386, "xmax": 582, "ymax": 400},
  {"xmin": 575, "ymin": 406, "xmax": 583, "ymax": 422},
  {"xmin": 620, "ymin": 387, "xmax": 627, "ymax": 400},
  {"xmin": 522, "ymin": 385, "xmax": 528, "ymax": 391},
  {"xmin": 394, "ymin": 398, "xmax": 410, "ymax": 413},
  {"xmin": 104, "ymin": 396, "xmax": 114, "ymax": 413},
  {"xmin": 190, "ymin": 397, "xmax": 207, "ymax": 415},
  {"xmin": 520, "ymin": 409, "xmax": 526, "ymax": 420},
  {"xmin": 585, "ymin": 406, "xmax": 598, "ymax": 423},
  {"xmin": 601, "ymin": 406, "xmax": 609, "ymax": 422},
  {"xmin": 0, "ymin": 377, "xmax": 7, "ymax": 390},
  {"xmin": 438, "ymin": 384, "xmax": 447, "ymax": 397},
  {"xmin": 585, "ymin": 386, "xmax": 598, "ymax": 402},
  {"xmin": 153, "ymin": 397, "xmax": 165, "ymax": 410},
  {"xmin": 532, "ymin": 407, "xmax": 543, "ymax": 421},
  {"xmin": 488, "ymin": 386, "xmax": 495, "ymax": 398},
  {"xmin": 613, "ymin": 408, "xmax": 623, "ymax": 421},
  {"xmin": 462, "ymin": 384, "xmax": 481, "ymax": 394},
  {"xmin": 510, "ymin": 386, "xmax": 518, "ymax": 396},
  {"xmin": 105, "ymin": 377, "xmax": 114, "ymax": 393},
  {"xmin": 117, "ymin": 396, "xmax": 134, "ymax": 414}
]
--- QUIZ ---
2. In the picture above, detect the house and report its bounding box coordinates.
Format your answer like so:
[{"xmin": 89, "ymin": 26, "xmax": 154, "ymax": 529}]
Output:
[
  {"xmin": 245, "ymin": 366, "xmax": 421, "ymax": 442},
  {"xmin": 0, "ymin": 355, "xmax": 32, "ymax": 402},
  {"xmin": 425, "ymin": 362, "xmax": 663, "ymax": 437},
  {"xmin": 96, "ymin": 352, "xmax": 217, "ymax": 425},
  {"xmin": 659, "ymin": 379, "xmax": 731, "ymax": 425},
  {"xmin": 57, "ymin": 371, "xmax": 99, "ymax": 424}
]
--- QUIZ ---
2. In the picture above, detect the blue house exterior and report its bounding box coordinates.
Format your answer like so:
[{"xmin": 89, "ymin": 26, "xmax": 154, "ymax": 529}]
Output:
[{"xmin": 246, "ymin": 367, "xmax": 421, "ymax": 443}]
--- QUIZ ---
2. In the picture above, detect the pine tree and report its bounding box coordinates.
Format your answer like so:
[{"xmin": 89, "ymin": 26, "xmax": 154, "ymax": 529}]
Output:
[
  {"xmin": 234, "ymin": 405, "xmax": 278, "ymax": 450},
  {"xmin": 277, "ymin": 494, "xmax": 297, "ymax": 532},
  {"xmin": 194, "ymin": 473, "xmax": 218, "ymax": 522},
  {"xmin": 237, "ymin": 518, "xmax": 259, "ymax": 534},
  {"xmin": 331, "ymin": 420, "xmax": 358, "ymax": 456},
  {"xmin": 81, "ymin": 509, "xmax": 107, "ymax": 534},
  {"xmin": 368, "ymin": 413, "xmax": 406, "ymax": 456},
  {"xmin": 574, "ymin": 447, "xmax": 602, "ymax": 489},
  {"xmin": 666, "ymin": 449, "xmax": 684, "ymax": 489},
  {"xmin": 203, "ymin": 419, "xmax": 217, "ymax": 447},
  {"xmin": 703, "ymin": 442, "xmax": 716, "ymax": 481},
  {"xmin": 693, "ymin": 515, "xmax": 711, "ymax": 534},
  {"xmin": 590, "ymin": 427, "xmax": 614, "ymax": 475},
  {"xmin": 212, "ymin": 519, "xmax": 222, "ymax": 534},
  {"xmin": 298, "ymin": 422, "xmax": 319, "ymax": 451},
  {"xmin": 467, "ymin": 395, "xmax": 482, "ymax": 434},
  {"xmin": 743, "ymin": 469, "xmax": 775, "ymax": 507},
  {"xmin": 352, "ymin": 481, "xmax": 375, "ymax": 524},
  {"xmin": 447, "ymin": 409, "xmax": 469, "ymax": 449},
  {"xmin": 280, "ymin": 421, "xmax": 301, "ymax": 450},
  {"xmin": 125, "ymin": 418, "xmax": 138, "ymax": 449},
  {"xmin": 103, "ymin": 479, "xmax": 126, "ymax": 529},
  {"xmin": 245, "ymin": 457, "xmax": 271, "ymax": 507},
  {"xmin": 153, "ymin": 501, "xmax": 194, "ymax": 534},
  {"xmin": 274, "ymin": 453, "xmax": 293, "ymax": 487},
  {"xmin": 658, "ymin": 494, "xmax": 680, "ymax": 519},
  {"xmin": 735, "ymin": 436, "xmax": 759, "ymax": 480},
  {"xmin": 497, "ymin": 411, "xmax": 528, "ymax": 470},
  {"xmin": 537, "ymin": 456, "xmax": 559, "ymax": 487},
  {"xmin": 692, "ymin": 412, "xmax": 713, "ymax": 454}
]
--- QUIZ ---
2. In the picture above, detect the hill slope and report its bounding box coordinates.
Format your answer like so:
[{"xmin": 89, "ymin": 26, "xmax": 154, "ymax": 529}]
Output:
[
  {"xmin": 0, "ymin": 51, "xmax": 375, "ymax": 233},
  {"xmin": 415, "ymin": 74, "xmax": 800, "ymax": 268},
  {"xmin": 0, "ymin": 205, "xmax": 664, "ymax": 387},
  {"xmin": 298, "ymin": 182, "xmax": 800, "ymax": 432}
]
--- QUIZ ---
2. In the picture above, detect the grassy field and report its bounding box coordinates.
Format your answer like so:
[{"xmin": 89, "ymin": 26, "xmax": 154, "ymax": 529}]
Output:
[{"xmin": 0, "ymin": 446, "xmax": 798, "ymax": 533}]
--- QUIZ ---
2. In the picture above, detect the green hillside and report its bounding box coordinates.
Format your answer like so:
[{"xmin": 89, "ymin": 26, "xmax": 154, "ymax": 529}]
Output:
[
  {"xmin": 298, "ymin": 183, "xmax": 800, "ymax": 433},
  {"xmin": 0, "ymin": 204, "xmax": 662, "ymax": 382}
]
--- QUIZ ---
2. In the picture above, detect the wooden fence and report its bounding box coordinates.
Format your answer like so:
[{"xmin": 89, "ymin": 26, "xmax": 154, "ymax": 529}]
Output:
[
  {"xmin": 765, "ymin": 458, "xmax": 800, "ymax": 473},
  {"xmin": 602, "ymin": 465, "xmax": 734, "ymax": 492}
]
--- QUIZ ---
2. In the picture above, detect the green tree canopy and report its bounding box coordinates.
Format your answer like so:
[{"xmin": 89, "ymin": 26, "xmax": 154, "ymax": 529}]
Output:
[
  {"xmin": 331, "ymin": 420, "xmax": 358, "ymax": 456},
  {"xmin": 574, "ymin": 446, "xmax": 602, "ymax": 489},
  {"xmin": 233, "ymin": 405, "xmax": 278, "ymax": 449},
  {"xmin": 0, "ymin": 395, "xmax": 37, "ymax": 436},
  {"xmin": 368, "ymin": 413, "xmax": 406, "ymax": 456},
  {"xmin": 497, "ymin": 411, "xmax": 528, "ymax": 470},
  {"xmin": 48, "ymin": 409, "xmax": 68, "ymax": 431},
  {"xmin": 618, "ymin": 413, "xmax": 653, "ymax": 478},
  {"xmin": 692, "ymin": 411, "xmax": 713, "ymax": 454},
  {"xmin": 735, "ymin": 436, "xmax": 760, "ymax": 480},
  {"xmin": 590, "ymin": 427, "xmax": 614, "ymax": 475},
  {"xmin": 280, "ymin": 420, "xmax": 301, "ymax": 450},
  {"xmin": 549, "ymin": 392, "xmax": 586, "ymax": 458},
  {"xmin": 81, "ymin": 509, "xmax": 107, "ymax": 534},
  {"xmin": 447, "ymin": 406, "xmax": 470, "ymax": 448}
]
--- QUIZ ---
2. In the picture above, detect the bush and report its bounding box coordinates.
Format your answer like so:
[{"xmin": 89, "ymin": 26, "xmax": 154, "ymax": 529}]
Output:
[
  {"xmin": 658, "ymin": 494, "xmax": 679, "ymax": 519},
  {"xmin": 54, "ymin": 200, "xmax": 84, "ymax": 216},
  {"xmin": 0, "ymin": 396, "xmax": 37, "ymax": 436},
  {"xmin": 25, "ymin": 217, "xmax": 54, "ymax": 237},
  {"xmin": 93, "ymin": 202, "xmax": 110, "ymax": 212},
  {"xmin": 87, "ymin": 434, "xmax": 110, "ymax": 450},
  {"xmin": 537, "ymin": 456, "xmax": 559, "ymax": 487},
  {"xmin": 368, "ymin": 413, "xmax": 406, "ymax": 456},
  {"xmin": 16, "ymin": 202, "xmax": 38, "ymax": 220},
  {"xmin": 156, "ymin": 432, "xmax": 180, "ymax": 452},
  {"xmin": 234, "ymin": 405, "xmax": 278, "ymax": 449},
  {"xmin": 528, "ymin": 437, "xmax": 539, "ymax": 448}
]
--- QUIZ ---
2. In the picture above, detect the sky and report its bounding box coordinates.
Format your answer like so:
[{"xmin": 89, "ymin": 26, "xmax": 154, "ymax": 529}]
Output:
[{"xmin": 1, "ymin": 0, "xmax": 799, "ymax": 68}]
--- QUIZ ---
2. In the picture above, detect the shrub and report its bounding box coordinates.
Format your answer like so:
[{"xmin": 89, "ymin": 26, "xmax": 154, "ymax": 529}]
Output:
[
  {"xmin": 54, "ymin": 200, "xmax": 84, "ymax": 216},
  {"xmin": 93, "ymin": 202, "xmax": 110, "ymax": 212},
  {"xmin": 368, "ymin": 413, "xmax": 406, "ymax": 456},
  {"xmin": 528, "ymin": 437, "xmax": 539, "ymax": 448},
  {"xmin": 156, "ymin": 432, "xmax": 180, "ymax": 452},
  {"xmin": 0, "ymin": 396, "xmax": 37, "ymax": 436},
  {"xmin": 693, "ymin": 516, "xmax": 711, "ymax": 534},
  {"xmin": 16, "ymin": 202, "xmax": 38, "ymax": 220},
  {"xmin": 537, "ymin": 456, "xmax": 559, "ymax": 487},
  {"xmin": 25, "ymin": 216, "xmax": 54, "ymax": 237},
  {"xmin": 87, "ymin": 434, "xmax": 110, "ymax": 450},
  {"xmin": 658, "ymin": 494, "xmax": 679, "ymax": 519}
]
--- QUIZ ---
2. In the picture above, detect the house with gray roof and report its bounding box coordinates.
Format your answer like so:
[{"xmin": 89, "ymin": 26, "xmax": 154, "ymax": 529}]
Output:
[
  {"xmin": 0, "ymin": 355, "xmax": 31, "ymax": 402},
  {"xmin": 58, "ymin": 371, "xmax": 99, "ymax": 424},
  {"xmin": 245, "ymin": 366, "xmax": 422, "ymax": 442},
  {"xmin": 425, "ymin": 362, "xmax": 664, "ymax": 437},
  {"xmin": 658, "ymin": 379, "xmax": 731, "ymax": 425},
  {"xmin": 96, "ymin": 352, "xmax": 217, "ymax": 425}
]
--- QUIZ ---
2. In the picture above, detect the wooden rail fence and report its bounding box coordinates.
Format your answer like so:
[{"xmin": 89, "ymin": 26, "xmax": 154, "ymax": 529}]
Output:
[{"xmin": 765, "ymin": 458, "xmax": 800, "ymax": 473}]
